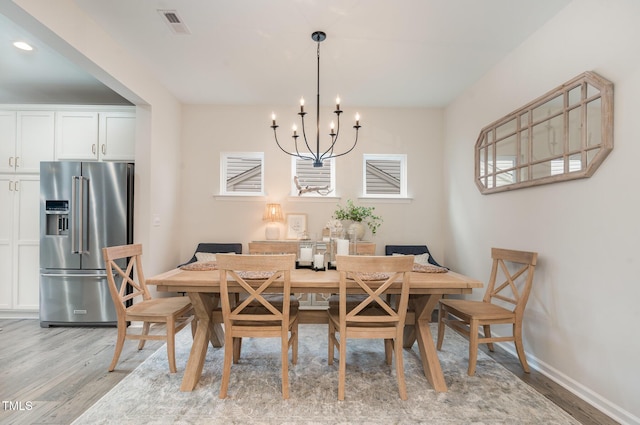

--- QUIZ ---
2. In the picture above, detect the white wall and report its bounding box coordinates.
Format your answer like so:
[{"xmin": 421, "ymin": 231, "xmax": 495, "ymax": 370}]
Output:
[
  {"xmin": 9, "ymin": 0, "xmax": 184, "ymax": 276},
  {"xmin": 178, "ymin": 105, "xmax": 445, "ymax": 263},
  {"xmin": 443, "ymin": 1, "xmax": 640, "ymax": 423}
]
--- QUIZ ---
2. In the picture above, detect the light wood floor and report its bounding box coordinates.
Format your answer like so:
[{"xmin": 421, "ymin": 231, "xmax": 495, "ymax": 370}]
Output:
[{"xmin": 0, "ymin": 319, "xmax": 617, "ymax": 425}]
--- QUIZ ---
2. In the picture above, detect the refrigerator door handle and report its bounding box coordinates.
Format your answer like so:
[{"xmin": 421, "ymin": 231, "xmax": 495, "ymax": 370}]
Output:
[
  {"xmin": 40, "ymin": 273, "xmax": 106, "ymax": 279},
  {"xmin": 71, "ymin": 175, "xmax": 88, "ymax": 254},
  {"xmin": 71, "ymin": 176, "xmax": 79, "ymax": 254},
  {"xmin": 78, "ymin": 176, "xmax": 84, "ymax": 254}
]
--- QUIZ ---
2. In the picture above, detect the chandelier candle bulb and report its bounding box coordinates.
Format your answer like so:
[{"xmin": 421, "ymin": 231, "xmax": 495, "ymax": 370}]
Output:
[
  {"xmin": 336, "ymin": 96, "xmax": 341, "ymax": 111},
  {"xmin": 292, "ymin": 124, "xmax": 297, "ymax": 137},
  {"xmin": 300, "ymin": 97, "xmax": 305, "ymax": 113},
  {"xmin": 271, "ymin": 113, "xmax": 276, "ymax": 126}
]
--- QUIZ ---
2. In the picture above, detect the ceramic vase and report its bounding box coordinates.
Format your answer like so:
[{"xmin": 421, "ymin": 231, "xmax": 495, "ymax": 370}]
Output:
[{"xmin": 348, "ymin": 221, "xmax": 366, "ymax": 240}]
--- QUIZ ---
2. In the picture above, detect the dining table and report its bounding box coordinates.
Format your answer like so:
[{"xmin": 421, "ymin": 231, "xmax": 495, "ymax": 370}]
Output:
[{"xmin": 147, "ymin": 267, "xmax": 483, "ymax": 392}]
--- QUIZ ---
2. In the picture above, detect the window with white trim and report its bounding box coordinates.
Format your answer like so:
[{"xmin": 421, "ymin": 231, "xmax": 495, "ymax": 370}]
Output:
[
  {"xmin": 220, "ymin": 152, "xmax": 264, "ymax": 196},
  {"xmin": 291, "ymin": 156, "xmax": 335, "ymax": 196},
  {"xmin": 362, "ymin": 154, "xmax": 407, "ymax": 198}
]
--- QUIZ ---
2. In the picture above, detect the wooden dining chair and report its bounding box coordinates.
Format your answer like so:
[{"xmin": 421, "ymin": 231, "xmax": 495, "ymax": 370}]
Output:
[
  {"xmin": 352, "ymin": 242, "xmax": 376, "ymax": 255},
  {"xmin": 328, "ymin": 255, "xmax": 414, "ymax": 400},
  {"xmin": 102, "ymin": 244, "xmax": 195, "ymax": 373},
  {"xmin": 248, "ymin": 241, "xmax": 299, "ymax": 254},
  {"xmin": 216, "ymin": 254, "xmax": 298, "ymax": 399},
  {"xmin": 437, "ymin": 248, "xmax": 538, "ymax": 376},
  {"xmin": 178, "ymin": 242, "xmax": 243, "ymax": 267}
]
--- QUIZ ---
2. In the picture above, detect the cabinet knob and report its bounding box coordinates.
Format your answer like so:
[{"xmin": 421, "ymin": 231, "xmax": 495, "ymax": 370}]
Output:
[
  {"xmin": 101, "ymin": 144, "xmax": 106, "ymax": 155},
  {"xmin": 8, "ymin": 157, "xmax": 13, "ymax": 167},
  {"xmin": 15, "ymin": 157, "xmax": 19, "ymax": 168},
  {"xmin": 14, "ymin": 181, "xmax": 19, "ymax": 191},
  {"xmin": 92, "ymin": 144, "xmax": 96, "ymax": 154}
]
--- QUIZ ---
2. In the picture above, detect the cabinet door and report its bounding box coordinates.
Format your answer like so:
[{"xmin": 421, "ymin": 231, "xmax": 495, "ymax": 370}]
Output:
[
  {"xmin": 14, "ymin": 176, "xmax": 40, "ymax": 310},
  {"xmin": 55, "ymin": 112, "xmax": 99, "ymax": 160},
  {"xmin": 0, "ymin": 176, "xmax": 14, "ymax": 309},
  {"xmin": 0, "ymin": 111, "xmax": 17, "ymax": 174},
  {"xmin": 99, "ymin": 112, "xmax": 136, "ymax": 161},
  {"xmin": 16, "ymin": 111, "xmax": 55, "ymax": 173}
]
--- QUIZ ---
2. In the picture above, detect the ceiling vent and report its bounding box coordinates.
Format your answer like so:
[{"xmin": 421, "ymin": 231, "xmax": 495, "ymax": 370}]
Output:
[{"xmin": 157, "ymin": 9, "xmax": 191, "ymax": 35}]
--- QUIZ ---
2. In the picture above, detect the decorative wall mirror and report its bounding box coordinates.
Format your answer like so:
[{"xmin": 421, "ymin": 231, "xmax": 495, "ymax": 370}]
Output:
[
  {"xmin": 220, "ymin": 152, "xmax": 264, "ymax": 196},
  {"xmin": 475, "ymin": 71, "xmax": 613, "ymax": 194},
  {"xmin": 363, "ymin": 154, "xmax": 407, "ymax": 198}
]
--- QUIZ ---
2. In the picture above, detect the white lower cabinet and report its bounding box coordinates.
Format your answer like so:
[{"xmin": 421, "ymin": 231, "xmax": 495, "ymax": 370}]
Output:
[{"xmin": 0, "ymin": 175, "xmax": 40, "ymax": 311}]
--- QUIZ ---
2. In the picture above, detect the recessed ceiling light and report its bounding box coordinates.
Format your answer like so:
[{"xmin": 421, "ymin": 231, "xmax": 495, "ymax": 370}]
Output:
[{"xmin": 13, "ymin": 41, "xmax": 34, "ymax": 51}]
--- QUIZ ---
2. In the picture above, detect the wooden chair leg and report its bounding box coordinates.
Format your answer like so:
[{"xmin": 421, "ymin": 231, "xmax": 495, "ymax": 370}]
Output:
[
  {"xmin": 468, "ymin": 319, "xmax": 479, "ymax": 376},
  {"xmin": 109, "ymin": 322, "xmax": 127, "ymax": 372},
  {"xmin": 281, "ymin": 328, "xmax": 290, "ymax": 399},
  {"xmin": 394, "ymin": 332, "xmax": 407, "ymax": 400},
  {"xmin": 219, "ymin": 329, "xmax": 234, "ymax": 398},
  {"xmin": 232, "ymin": 337, "xmax": 242, "ymax": 364},
  {"xmin": 513, "ymin": 322, "xmax": 530, "ymax": 373},
  {"xmin": 328, "ymin": 320, "xmax": 335, "ymax": 365},
  {"xmin": 291, "ymin": 318, "xmax": 299, "ymax": 364},
  {"xmin": 167, "ymin": 320, "xmax": 177, "ymax": 374},
  {"xmin": 384, "ymin": 339, "xmax": 393, "ymax": 365},
  {"xmin": 138, "ymin": 322, "xmax": 150, "ymax": 350},
  {"xmin": 483, "ymin": 325, "xmax": 494, "ymax": 351},
  {"xmin": 338, "ymin": 331, "xmax": 347, "ymax": 400},
  {"xmin": 436, "ymin": 306, "xmax": 446, "ymax": 350}
]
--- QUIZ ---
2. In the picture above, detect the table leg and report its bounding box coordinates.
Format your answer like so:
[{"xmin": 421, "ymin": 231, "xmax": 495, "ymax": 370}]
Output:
[
  {"xmin": 208, "ymin": 294, "xmax": 225, "ymax": 348},
  {"xmin": 403, "ymin": 296, "xmax": 418, "ymax": 348},
  {"xmin": 180, "ymin": 292, "xmax": 216, "ymax": 392},
  {"xmin": 412, "ymin": 294, "xmax": 448, "ymax": 392}
]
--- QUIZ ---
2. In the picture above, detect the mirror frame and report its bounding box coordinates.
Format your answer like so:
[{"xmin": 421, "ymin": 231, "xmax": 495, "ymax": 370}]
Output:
[{"xmin": 475, "ymin": 71, "xmax": 613, "ymax": 194}]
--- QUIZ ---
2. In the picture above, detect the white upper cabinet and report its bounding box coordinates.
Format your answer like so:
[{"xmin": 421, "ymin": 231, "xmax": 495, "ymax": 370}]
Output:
[
  {"xmin": 99, "ymin": 112, "xmax": 136, "ymax": 161},
  {"xmin": 0, "ymin": 111, "xmax": 16, "ymax": 174},
  {"xmin": 55, "ymin": 108, "xmax": 135, "ymax": 161},
  {"xmin": 0, "ymin": 110, "xmax": 55, "ymax": 173},
  {"xmin": 55, "ymin": 111, "xmax": 99, "ymax": 160}
]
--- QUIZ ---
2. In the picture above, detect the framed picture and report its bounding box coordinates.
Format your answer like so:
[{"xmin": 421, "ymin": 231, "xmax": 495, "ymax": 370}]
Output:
[{"xmin": 286, "ymin": 213, "xmax": 307, "ymax": 239}]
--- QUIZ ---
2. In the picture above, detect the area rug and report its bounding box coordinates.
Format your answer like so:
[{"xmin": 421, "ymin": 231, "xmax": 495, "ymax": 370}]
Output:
[{"xmin": 73, "ymin": 324, "xmax": 579, "ymax": 425}]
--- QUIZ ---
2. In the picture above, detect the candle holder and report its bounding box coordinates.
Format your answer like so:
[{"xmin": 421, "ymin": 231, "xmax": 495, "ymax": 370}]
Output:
[
  {"xmin": 328, "ymin": 229, "xmax": 343, "ymax": 269},
  {"xmin": 296, "ymin": 240, "xmax": 314, "ymax": 269},
  {"xmin": 313, "ymin": 242, "xmax": 327, "ymax": 271}
]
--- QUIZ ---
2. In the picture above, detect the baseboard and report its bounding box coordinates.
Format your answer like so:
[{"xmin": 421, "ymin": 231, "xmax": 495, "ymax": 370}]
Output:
[
  {"xmin": 493, "ymin": 339, "xmax": 639, "ymax": 425},
  {"xmin": 0, "ymin": 310, "xmax": 38, "ymax": 320}
]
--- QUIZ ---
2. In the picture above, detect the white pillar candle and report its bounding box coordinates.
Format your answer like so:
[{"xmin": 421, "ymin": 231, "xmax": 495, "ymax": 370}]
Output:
[
  {"xmin": 314, "ymin": 254, "xmax": 324, "ymax": 269},
  {"xmin": 300, "ymin": 247, "xmax": 313, "ymax": 261},
  {"xmin": 337, "ymin": 239, "xmax": 349, "ymax": 256}
]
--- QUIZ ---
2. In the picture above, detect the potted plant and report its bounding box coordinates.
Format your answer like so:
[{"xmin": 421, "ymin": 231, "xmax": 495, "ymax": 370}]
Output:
[{"xmin": 333, "ymin": 199, "xmax": 382, "ymax": 239}]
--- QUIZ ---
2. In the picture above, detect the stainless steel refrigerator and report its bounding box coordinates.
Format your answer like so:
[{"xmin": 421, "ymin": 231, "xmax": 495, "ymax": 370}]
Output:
[{"xmin": 39, "ymin": 161, "xmax": 134, "ymax": 327}]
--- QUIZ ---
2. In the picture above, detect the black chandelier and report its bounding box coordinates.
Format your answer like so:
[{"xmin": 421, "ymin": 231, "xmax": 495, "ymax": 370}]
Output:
[{"xmin": 270, "ymin": 31, "xmax": 361, "ymax": 168}]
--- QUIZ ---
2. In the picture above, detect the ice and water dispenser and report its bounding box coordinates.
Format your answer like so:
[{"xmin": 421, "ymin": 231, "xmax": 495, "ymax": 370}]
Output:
[{"xmin": 45, "ymin": 200, "xmax": 69, "ymax": 236}]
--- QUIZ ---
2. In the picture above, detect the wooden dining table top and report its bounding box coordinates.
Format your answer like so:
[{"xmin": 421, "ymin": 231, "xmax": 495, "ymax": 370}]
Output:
[{"xmin": 147, "ymin": 267, "xmax": 483, "ymax": 293}]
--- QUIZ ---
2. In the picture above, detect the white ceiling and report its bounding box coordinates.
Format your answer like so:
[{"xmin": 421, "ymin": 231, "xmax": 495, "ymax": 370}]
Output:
[{"xmin": 1, "ymin": 0, "xmax": 571, "ymax": 107}]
